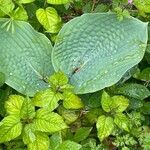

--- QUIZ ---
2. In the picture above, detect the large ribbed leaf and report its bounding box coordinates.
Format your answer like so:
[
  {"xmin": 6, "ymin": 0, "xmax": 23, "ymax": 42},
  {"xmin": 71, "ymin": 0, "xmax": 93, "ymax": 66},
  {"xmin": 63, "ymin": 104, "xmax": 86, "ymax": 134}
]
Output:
[
  {"xmin": 0, "ymin": 19, "xmax": 54, "ymax": 96},
  {"xmin": 52, "ymin": 13, "xmax": 148, "ymax": 94}
]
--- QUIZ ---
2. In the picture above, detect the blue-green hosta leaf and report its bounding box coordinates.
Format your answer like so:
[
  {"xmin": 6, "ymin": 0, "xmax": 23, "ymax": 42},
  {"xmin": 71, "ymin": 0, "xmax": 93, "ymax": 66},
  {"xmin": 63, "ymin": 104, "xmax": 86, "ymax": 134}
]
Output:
[
  {"xmin": 47, "ymin": 0, "xmax": 71, "ymax": 5},
  {"xmin": 33, "ymin": 89, "xmax": 62, "ymax": 111},
  {"xmin": 0, "ymin": 18, "xmax": 54, "ymax": 96},
  {"xmin": 5, "ymin": 95, "xmax": 24, "ymax": 116},
  {"xmin": 52, "ymin": 13, "xmax": 148, "ymax": 94},
  {"xmin": 114, "ymin": 113, "xmax": 129, "ymax": 132},
  {"xmin": 36, "ymin": 7, "xmax": 62, "ymax": 33},
  {"xmin": 96, "ymin": 115, "xmax": 114, "ymax": 141},
  {"xmin": 0, "ymin": 72, "xmax": 5, "ymax": 87},
  {"xmin": 56, "ymin": 140, "xmax": 81, "ymax": 150},
  {"xmin": 0, "ymin": 115, "xmax": 22, "ymax": 143},
  {"xmin": 33, "ymin": 108, "xmax": 67, "ymax": 133}
]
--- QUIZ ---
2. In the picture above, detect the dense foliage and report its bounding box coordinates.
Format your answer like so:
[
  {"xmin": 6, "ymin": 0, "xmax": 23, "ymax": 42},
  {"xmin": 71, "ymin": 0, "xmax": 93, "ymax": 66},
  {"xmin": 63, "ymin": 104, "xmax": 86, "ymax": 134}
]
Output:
[{"xmin": 0, "ymin": 0, "xmax": 150, "ymax": 150}]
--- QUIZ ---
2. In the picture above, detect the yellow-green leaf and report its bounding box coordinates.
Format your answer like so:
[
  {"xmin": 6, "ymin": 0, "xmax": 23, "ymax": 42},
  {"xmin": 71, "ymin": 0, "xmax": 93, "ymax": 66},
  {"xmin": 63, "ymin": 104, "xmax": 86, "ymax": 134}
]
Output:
[
  {"xmin": 33, "ymin": 89, "xmax": 62, "ymax": 111},
  {"xmin": 0, "ymin": 115, "xmax": 22, "ymax": 143},
  {"xmin": 101, "ymin": 91, "xmax": 112, "ymax": 112},
  {"xmin": 96, "ymin": 115, "xmax": 114, "ymax": 141},
  {"xmin": 63, "ymin": 92, "xmax": 84, "ymax": 109},
  {"xmin": 33, "ymin": 109, "xmax": 67, "ymax": 133},
  {"xmin": 111, "ymin": 96, "xmax": 129, "ymax": 113},
  {"xmin": 5, "ymin": 95, "xmax": 24, "ymax": 116},
  {"xmin": 36, "ymin": 7, "xmax": 62, "ymax": 33},
  {"xmin": 17, "ymin": 0, "xmax": 35, "ymax": 4},
  {"xmin": 114, "ymin": 113, "xmax": 129, "ymax": 132},
  {"xmin": 47, "ymin": 0, "xmax": 70, "ymax": 5}
]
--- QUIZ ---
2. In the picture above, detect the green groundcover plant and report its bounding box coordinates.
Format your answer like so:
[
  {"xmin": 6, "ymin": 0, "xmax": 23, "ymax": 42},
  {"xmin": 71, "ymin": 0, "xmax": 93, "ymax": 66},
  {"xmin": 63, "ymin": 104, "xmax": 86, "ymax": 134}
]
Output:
[{"xmin": 0, "ymin": 0, "xmax": 150, "ymax": 150}]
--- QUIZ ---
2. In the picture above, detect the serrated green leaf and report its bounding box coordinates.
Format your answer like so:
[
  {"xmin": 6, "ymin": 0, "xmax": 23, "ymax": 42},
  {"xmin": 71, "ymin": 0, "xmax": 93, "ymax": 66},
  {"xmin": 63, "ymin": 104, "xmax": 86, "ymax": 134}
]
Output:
[
  {"xmin": 47, "ymin": 0, "xmax": 70, "ymax": 5},
  {"xmin": 73, "ymin": 127, "xmax": 92, "ymax": 142},
  {"xmin": 56, "ymin": 140, "xmax": 81, "ymax": 150},
  {"xmin": 101, "ymin": 91, "xmax": 112, "ymax": 112},
  {"xmin": 22, "ymin": 124, "xmax": 36, "ymax": 144},
  {"xmin": 49, "ymin": 132, "xmax": 62, "ymax": 150},
  {"xmin": 5, "ymin": 95, "xmax": 24, "ymax": 116},
  {"xmin": 20, "ymin": 97, "xmax": 35, "ymax": 119},
  {"xmin": 17, "ymin": 0, "xmax": 35, "ymax": 3},
  {"xmin": 0, "ymin": 0, "xmax": 14, "ymax": 15},
  {"xmin": 36, "ymin": 7, "xmax": 62, "ymax": 33},
  {"xmin": 117, "ymin": 83, "xmax": 150, "ymax": 100},
  {"xmin": 0, "ymin": 115, "xmax": 22, "ymax": 143},
  {"xmin": 27, "ymin": 132, "xmax": 49, "ymax": 150},
  {"xmin": 114, "ymin": 113, "xmax": 129, "ymax": 132},
  {"xmin": 33, "ymin": 108, "xmax": 67, "ymax": 133},
  {"xmin": 33, "ymin": 89, "xmax": 62, "ymax": 111},
  {"xmin": 134, "ymin": 0, "xmax": 150, "ymax": 13},
  {"xmin": 96, "ymin": 115, "xmax": 114, "ymax": 141},
  {"xmin": 0, "ymin": 18, "xmax": 54, "ymax": 96},
  {"xmin": 63, "ymin": 92, "xmax": 84, "ymax": 109},
  {"xmin": 11, "ymin": 7, "xmax": 28, "ymax": 21},
  {"xmin": 111, "ymin": 96, "xmax": 129, "ymax": 113},
  {"xmin": 52, "ymin": 13, "xmax": 148, "ymax": 94}
]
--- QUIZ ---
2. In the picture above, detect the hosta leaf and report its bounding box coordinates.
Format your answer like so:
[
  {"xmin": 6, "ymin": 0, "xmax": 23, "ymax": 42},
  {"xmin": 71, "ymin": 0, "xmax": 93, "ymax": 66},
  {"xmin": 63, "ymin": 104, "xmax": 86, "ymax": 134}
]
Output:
[
  {"xmin": 63, "ymin": 92, "xmax": 84, "ymax": 109},
  {"xmin": 56, "ymin": 140, "xmax": 81, "ymax": 150},
  {"xmin": 20, "ymin": 97, "xmax": 35, "ymax": 119},
  {"xmin": 114, "ymin": 113, "xmax": 129, "ymax": 132},
  {"xmin": 73, "ymin": 127, "xmax": 92, "ymax": 142},
  {"xmin": 27, "ymin": 132, "xmax": 49, "ymax": 150},
  {"xmin": 0, "ymin": 0, "xmax": 14, "ymax": 15},
  {"xmin": 5, "ymin": 95, "xmax": 24, "ymax": 116},
  {"xmin": 96, "ymin": 115, "xmax": 114, "ymax": 141},
  {"xmin": 52, "ymin": 13, "xmax": 148, "ymax": 94},
  {"xmin": 101, "ymin": 91, "xmax": 112, "ymax": 112},
  {"xmin": 11, "ymin": 7, "xmax": 28, "ymax": 21},
  {"xmin": 111, "ymin": 96, "xmax": 129, "ymax": 113},
  {"xmin": 33, "ymin": 108, "xmax": 67, "ymax": 133},
  {"xmin": 36, "ymin": 7, "xmax": 62, "ymax": 33},
  {"xmin": 0, "ymin": 72, "xmax": 5, "ymax": 87},
  {"xmin": 33, "ymin": 89, "xmax": 62, "ymax": 111},
  {"xmin": 47, "ymin": 0, "xmax": 71, "ymax": 5},
  {"xmin": 0, "ymin": 18, "xmax": 54, "ymax": 96},
  {"xmin": 0, "ymin": 115, "xmax": 22, "ymax": 143},
  {"xmin": 116, "ymin": 83, "xmax": 150, "ymax": 100}
]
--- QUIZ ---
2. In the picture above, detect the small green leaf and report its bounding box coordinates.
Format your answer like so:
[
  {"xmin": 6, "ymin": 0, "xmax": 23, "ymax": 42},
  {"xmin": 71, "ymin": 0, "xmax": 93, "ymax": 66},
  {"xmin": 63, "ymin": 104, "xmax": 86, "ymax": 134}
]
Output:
[
  {"xmin": 17, "ymin": 0, "xmax": 35, "ymax": 3},
  {"xmin": 33, "ymin": 89, "xmax": 62, "ymax": 111},
  {"xmin": 33, "ymin": 108, "xmax": 67, "ymax": 133},
  {"xmin": 0, "ymin": 0, "xmax": 14, "ymax": 15},
  {"xmin": 27, "ymin": 132, "xmax": 49, "ymax": 150},
  {"xmin": 56, "ymin": 140, "xmax": 81, "ymax": 150},
  {"xmin": 135, "ymin": 68, "xmax": 150, "ymax": 81},
  {"xmin": 48, "ymin": 71, "xmax": 68, "ymax": 86},
  {"xmin": 11, "ymin": 7, "xmax": 28, "ymax": 21},
  {"xmin": 73, "ymin": 127, "xmax": 92, "ymax": 142},
  {"xmin": 49, "ymin": 132, "xmax": 62, "ymax": 150},
  {"xmin": 47, "ymin": 0, "xmax": 70, "ymax": 5},
  {"xmin": 36, "ymin": 7, "xmax": 62, "ymax": 33},
  {"xmin": 111, "ymin": 96, "xmax": 129, "ymax": 113},
  {"xmin": 5, "ymin": 95, "xmax": 24, "ymax": 116},
  {"xmin": 117, "ymin": 83, "xmax": 150, "ymax": 100},
  {"xmin": 101, "ymin": 91, "xmax": 112, "ymax": 112},
  {"xmin": 96, "ymin": 115, "xmax": 114, "ymax": 141},
  {"xmin": 20, "ymin": 97, "xmax": 35, "ymax": 119},
  {"xmin": 114, "ymin": 113, "xmax": 129, "ymax": 132},
  {"xmin": 63, "ymin": 92, "xmax": 84, "ymax": 109},
  {"xmin": 0, "ymin": 115, "xmax": 22, "ymax": 143}
]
